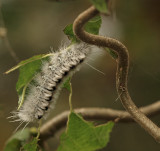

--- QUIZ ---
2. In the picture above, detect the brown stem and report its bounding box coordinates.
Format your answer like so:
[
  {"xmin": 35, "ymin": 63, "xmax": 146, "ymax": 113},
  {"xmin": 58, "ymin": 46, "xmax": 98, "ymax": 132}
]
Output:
[
  {"xmin": 72, "ymin": 6, "xmax": 160, "ymax": 143},
  {"xmin": 39, "ymin": 101, "xmax": 160, "ymax": 142}
]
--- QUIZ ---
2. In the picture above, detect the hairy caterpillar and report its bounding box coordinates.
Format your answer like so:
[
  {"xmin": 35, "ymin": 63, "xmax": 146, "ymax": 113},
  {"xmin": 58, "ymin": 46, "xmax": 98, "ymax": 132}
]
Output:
[{"xmin": 11, "ymin": 43, "xmax": 92, "ymax": 123}]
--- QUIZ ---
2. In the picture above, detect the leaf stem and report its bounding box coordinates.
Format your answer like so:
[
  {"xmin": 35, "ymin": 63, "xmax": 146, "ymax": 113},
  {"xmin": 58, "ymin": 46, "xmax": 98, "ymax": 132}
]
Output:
[
  {"xmin": 69, "ymin": 82, "xmax": 73, "ymax": 111},
  {"xmin": 17, "ymin": 77, "xmax": 33, "ymax": 110},
  {"xmin": 17, "ymin": 84, "xmax": 28, "ymax": 110},
  {"xmin": 36, "ymin": 119, "xmax": 42, "ymax": 140}
]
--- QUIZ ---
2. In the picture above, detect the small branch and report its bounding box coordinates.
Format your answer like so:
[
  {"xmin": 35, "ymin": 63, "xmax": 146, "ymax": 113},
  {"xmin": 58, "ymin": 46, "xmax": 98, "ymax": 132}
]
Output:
[
  {"xmin": 2, "ymin": 35, "xmax": 19, "ymax": 63},
  {"xmin": 0, "ymin": 3, "xmax": 19, "ymax": 63},
  {"xmin": 72, "ymin": 6, "xmax": 160, "ymax": 142},
  {"xmin": 39, "ymin": 101, "xmax": 160, "ymax": 142}
]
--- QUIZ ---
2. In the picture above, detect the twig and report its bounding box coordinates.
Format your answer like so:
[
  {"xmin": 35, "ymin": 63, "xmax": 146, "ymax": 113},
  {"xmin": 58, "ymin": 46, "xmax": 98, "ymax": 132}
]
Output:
[
  {"xmin": 72, "ymin": 6, "xmax": 160, "ymax": 142},
  {"xmin": 39, "ymin": 101, "xmax": 160, "ymax": 142},
  {"xmin": 0, "ymin": 3, "xmax": 19, "ymax": 63}
]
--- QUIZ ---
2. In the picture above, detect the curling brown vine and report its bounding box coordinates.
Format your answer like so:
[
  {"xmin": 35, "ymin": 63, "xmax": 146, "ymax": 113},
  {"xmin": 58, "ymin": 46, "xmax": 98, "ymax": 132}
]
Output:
[{"xmin": 73, "ymin": 6, "xmax": 160, "ymax": 143}]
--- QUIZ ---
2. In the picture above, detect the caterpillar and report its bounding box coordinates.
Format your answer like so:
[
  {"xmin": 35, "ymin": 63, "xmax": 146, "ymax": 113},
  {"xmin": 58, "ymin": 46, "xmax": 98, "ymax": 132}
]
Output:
[{"xmin": 11, "ymin": 43, "xmax": 92, "ymax": 123}]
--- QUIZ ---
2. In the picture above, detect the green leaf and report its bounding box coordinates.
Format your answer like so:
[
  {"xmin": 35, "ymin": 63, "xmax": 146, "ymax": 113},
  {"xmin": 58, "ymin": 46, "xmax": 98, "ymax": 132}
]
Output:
[
  {"xmin": 105, "ymin": 48, "xmax": 118, "ymax": 59},
  {"xmin": 4, "ymin": 128, "xmax": 30, "ymax": 151},
  {"xmin": 5, "ymin": 54, "xmax": 52, "ymax": 74},
  {"xmin": 4, "ymin": 139, "xmax": 21, "ymax": 151},
  {"xmin": 57, "ymin": 112, "xmax": 114, "ymax": 151},
  {"xmin": 15, "ymin": 54, "xmax": 50, "ymax": 92},
  {"xmin": 23, "ymin": 137, "xmax": 38, "ymax": 151},
  {"xmin": 84, "ymin": 15, "xmax": 102, "ymax": 35},
  {"xmin": 62, "ymin": 77, "xmax": 71, "ymax": 92},
  {"xmin": 8, "ymin": 54, "xmax": 52, "ymax": 109},
  {"xmin": 90, "ymin": 0, "xmax": 108, "ymax": 13},
  {"xmin": 63, "ymin": 16, "xmax": 102, "ymax": 42},
  {"xmin": 63, "ymin": 24, "xmax": 79, "ymax": 43}
]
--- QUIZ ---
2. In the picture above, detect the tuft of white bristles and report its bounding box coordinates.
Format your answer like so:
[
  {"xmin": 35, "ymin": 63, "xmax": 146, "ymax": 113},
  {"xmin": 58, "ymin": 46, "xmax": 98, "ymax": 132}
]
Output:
[{"xmin": 10, "ymin": 43, "xmax": 92, "ymax": 124}]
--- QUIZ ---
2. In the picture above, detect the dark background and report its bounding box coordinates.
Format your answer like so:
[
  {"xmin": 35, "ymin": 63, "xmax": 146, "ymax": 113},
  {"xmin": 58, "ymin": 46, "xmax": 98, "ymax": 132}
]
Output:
[{"xmin": 0, "ymin": 0, "xmax": 160, "ymax": 150}]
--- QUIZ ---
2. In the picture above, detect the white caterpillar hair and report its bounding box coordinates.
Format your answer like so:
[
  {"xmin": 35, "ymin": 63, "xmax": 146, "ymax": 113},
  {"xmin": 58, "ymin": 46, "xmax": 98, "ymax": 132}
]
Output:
[{"xmin": 11, "ymin": 43, "xmax": 92, "ymax": 123}]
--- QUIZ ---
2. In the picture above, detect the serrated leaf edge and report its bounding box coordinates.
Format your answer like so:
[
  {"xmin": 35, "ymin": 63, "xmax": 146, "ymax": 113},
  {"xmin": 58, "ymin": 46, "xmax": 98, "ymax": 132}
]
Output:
[{"xmin": 61, "ymin": 112, "xmax": 114, "ymax": 151}]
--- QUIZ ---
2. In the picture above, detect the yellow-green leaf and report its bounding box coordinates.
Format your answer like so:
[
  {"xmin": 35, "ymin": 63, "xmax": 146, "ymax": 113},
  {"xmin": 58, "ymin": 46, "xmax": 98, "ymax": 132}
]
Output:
[
  {"xmin": 62, "ymin": 77, "xmax": 71, "ymax": 92},
  {"xmin": 84, "ymin": 15, "xmax": 102, "ymax": 35},
  {"xmin": 63, "ymin": 24, "xmax": 79, "ymax": 43},
  {"xmin": 4, "ymin": 128, "xmax": 30, "ymax": 151},
  {"xmin": 63, "ymin": 15, "xmax": 102, "ymax": 43},
  {"xmin": 23, "ymin": 137, "xmax": 38, "ymax": 151},
  {"xmin": 90, "ymin": 0, "xmax": 108, "ymax": 14},
  {"xmin": 57, "ymin": 112, "xmax": 114, "ymax": 151}
]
